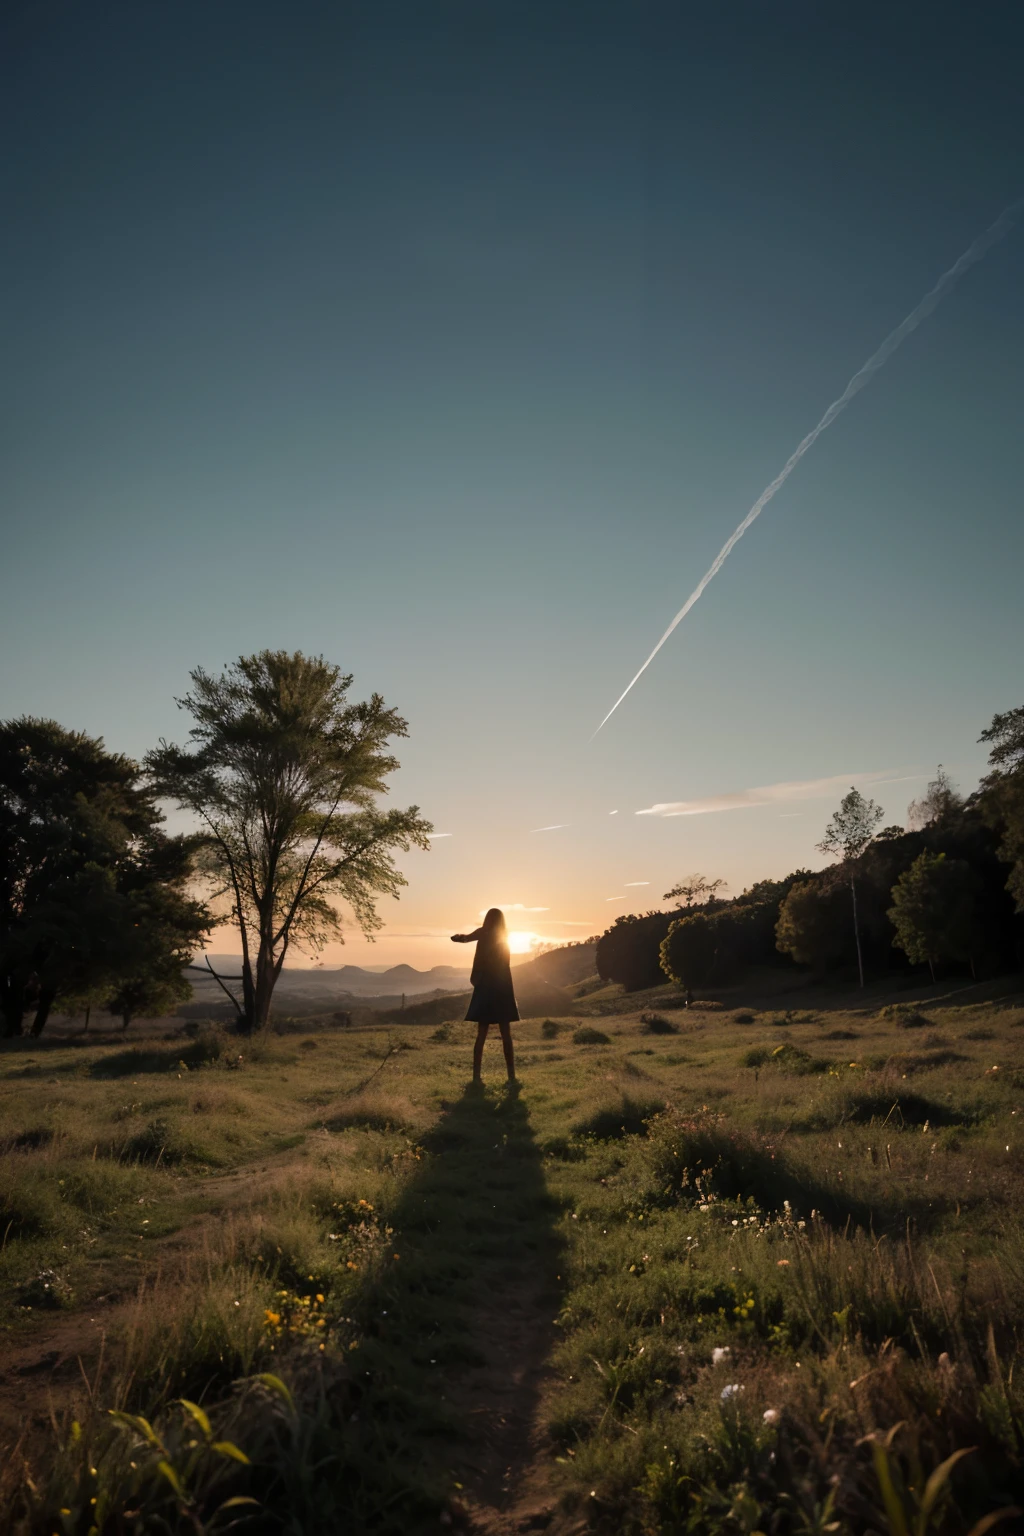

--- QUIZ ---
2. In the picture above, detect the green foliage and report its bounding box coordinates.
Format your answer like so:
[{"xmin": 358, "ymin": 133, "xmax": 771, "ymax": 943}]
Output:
[
  {"xmin": 659, "ymin": 911, "xmax": 716, "ymax": 989},
  {"xmin": 889, "ymin": 852, "xmax": 982, "ymax": 975},
  {"xmin": 979, "ymin": 705, "xmax": 1024, "ymax": 913},
  {"xmin": 541, "ymin": 1018, "xmax": 561, "ymax": 1038},
  {"xmin": 817, "ymin": 787, "xmax": 885, "ymax": 865},
  {"xmin": 596, "ymin": 910, "xmax": 676, "ymax": 992},
  {"xmin": 573, "ymin": 1025, "xmax": 611, "ymax": 1045},
  {"xmin": 147, "ymin": 652, "xmax": 432, "ymax": 1031},
  {"xmin": 775, "ymin": 878, "xmax": 851, "ymax": 969},
  {"xmin": 0, "ymin": 718, "xmax": 211, "ymax": 1037}
]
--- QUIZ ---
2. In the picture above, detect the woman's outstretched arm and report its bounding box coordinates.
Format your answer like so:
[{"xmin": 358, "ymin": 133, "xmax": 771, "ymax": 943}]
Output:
[{"xmin": 451, "ymin": 928, "xmax": 483, "ymax": 943}]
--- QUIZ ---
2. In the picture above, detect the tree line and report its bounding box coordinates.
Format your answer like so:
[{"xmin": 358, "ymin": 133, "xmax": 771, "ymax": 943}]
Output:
[
  {"xmin": 596, "ymin": 707, "xmax": 1024, "ymax": 995},
  {"xmin": 1, "ymin": 651, "xmax": 430, "ymax": 1037}
]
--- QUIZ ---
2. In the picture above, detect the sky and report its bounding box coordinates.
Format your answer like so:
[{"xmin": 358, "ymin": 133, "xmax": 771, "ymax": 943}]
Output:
[{"xmin": 3, "ymin": 2, "xmax": 1023, "ymax": 969}]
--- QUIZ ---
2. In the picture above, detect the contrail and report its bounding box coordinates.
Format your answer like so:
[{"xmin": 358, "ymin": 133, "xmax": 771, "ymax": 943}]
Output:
[{"xmin": 593, "ymin": 197, "xmax": 1023, "ymax": 736}]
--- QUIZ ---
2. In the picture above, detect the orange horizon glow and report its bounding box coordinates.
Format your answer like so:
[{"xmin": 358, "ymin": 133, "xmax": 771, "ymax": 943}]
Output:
[{"xmin": 507, "ymin": 930, "xmax": 540, "ymax": 955}]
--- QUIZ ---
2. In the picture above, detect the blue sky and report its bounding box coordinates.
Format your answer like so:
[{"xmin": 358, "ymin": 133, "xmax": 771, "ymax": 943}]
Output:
[{"xmin": 3, "ymin": 2, "xmax": 1022, "ymax": 965}]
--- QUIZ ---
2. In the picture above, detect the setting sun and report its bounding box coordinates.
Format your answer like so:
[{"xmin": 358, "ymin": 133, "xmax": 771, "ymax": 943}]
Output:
[{"xmin": 507, "ymin": 930, "xmax": 538, "ymax": 955}]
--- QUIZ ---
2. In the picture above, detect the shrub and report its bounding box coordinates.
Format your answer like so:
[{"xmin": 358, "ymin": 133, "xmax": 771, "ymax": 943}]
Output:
[
  {"xmin": 430, "ymin": 1022, "xmax": 454, "ymax": 1043},
  {"xmin": 571, "ymin": 1094, "xmax": 665, "ymax": 1140},
  {"xmin": 541, "ymin": 1019, "xmax": 561, "ymax": 1038},
  {"xmin": 573, "ymin": 1027, "xmax": 611, "ymax": 1046},
  {"xmin": 732, "ymin": 1010, "xmax": 756, "ymax": 1024},
  {"xmin": 18, "ymin": 1268, "xmax": 74, "ymax": 1310},
  {"xmin": 640, "ymin": 1012, "xmax": 678, "ymax": 1035},
  {"xmin": 879, "ymin": 1003, "xmax": 931, "ymax": 1029},
  {"xmin": 122, "ymin": 1118, "xmax": 193, "ymax": 1165}
]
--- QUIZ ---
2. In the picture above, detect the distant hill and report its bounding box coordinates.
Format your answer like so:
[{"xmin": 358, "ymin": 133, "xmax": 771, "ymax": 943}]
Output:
[
  {"xmin": 191, "ymin": 957, "xmax": 471, "ymax": 997},
  {"xmin": 511, "ymin": 942, "xmax": 597, "ymax": 989}
]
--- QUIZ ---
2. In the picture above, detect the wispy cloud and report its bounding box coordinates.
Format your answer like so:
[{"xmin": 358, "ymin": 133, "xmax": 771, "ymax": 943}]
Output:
[
  {"xmin": 605, "ymin": 895, "xmax": 626, "ymax": 901},
  {"xmin": 609, "ymin": 809, "xmax": 619, "ymax": 815},
  {"xmin": 624, "ymin": 881, "xmax": 650, "ymax": 886},
  {"xmin": 636, "ymin": 770, "xmax": 919, "ymax": 819},
  {"xmin": 427, "ymin": 832, "xmax": 453, "ymax": 839},
  {"xmin": 531, "ymin": 823, "xmax": 570, "ymax": 833}
]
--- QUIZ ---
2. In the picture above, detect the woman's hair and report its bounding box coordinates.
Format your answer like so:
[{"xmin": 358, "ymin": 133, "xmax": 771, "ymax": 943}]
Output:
[{"xmin": 481, "ymin": 907, "xmax": 506, "ymax": 936}]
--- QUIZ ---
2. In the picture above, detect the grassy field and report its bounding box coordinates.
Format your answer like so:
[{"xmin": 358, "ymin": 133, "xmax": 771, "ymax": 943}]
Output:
[{"xmin": 2, "ymin": 985, "xmax": 1024, "ymax": 1534}]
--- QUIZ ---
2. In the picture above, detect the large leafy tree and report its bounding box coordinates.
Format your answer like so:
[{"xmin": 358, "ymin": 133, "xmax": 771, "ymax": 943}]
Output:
[
  {"xmin": 595, "ymin": 911, "xmax": 676, "ymax": 993},
  {"xmin": 888, "ymin": 851, "xmax": 981, "ymax": 981},
  {"xmin": 146, "ymin": 652, "xmax": 432, "ymax": 1032},
  {"xmin": 0, "ymin": 718, "xmax": 209, "ymax": 1036},
  {"xmin": 817, "ymin": 788, "xmax": 884, "ymax": 988},
  {"xmin": 775, "ymin": 878, "xmax": 853, "ymax": 972},
  {"xmin": 659, "ymin": 912, "xmax": 716, "ymax": 991},
  {"xmin": 979, "ymin": 706, "xmax": 1024, "ymax": 913}
]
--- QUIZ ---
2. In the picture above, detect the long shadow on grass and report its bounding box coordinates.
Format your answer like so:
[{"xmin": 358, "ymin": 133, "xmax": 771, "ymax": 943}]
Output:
[{"xmin": 342, "ymin": 1083, "xmax": 564, "ymax": 1529}]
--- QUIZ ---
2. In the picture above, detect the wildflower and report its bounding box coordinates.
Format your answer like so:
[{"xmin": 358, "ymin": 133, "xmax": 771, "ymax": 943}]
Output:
[
  {"xmin": 712, "ymin": 1346, "xmax": 730, "ymax": 1365},
  {"xmin": 763, "ymin": 1408, "xmax": 779, "ymax": 1424},
  {"xmin": 264, "ymin": 1310, "xmax": 281, "ymax": 1327},
  {"xmin": 315, "ymin": 1294, "xmax": 324, "ymax": 1303},
  {"xmin": 721, "ymin": 1383, "xmax": 741, "ymax": 1401},
  {"xmin": 777, "ymin": 1259, "xmax": 790, "ymax": 1267}
]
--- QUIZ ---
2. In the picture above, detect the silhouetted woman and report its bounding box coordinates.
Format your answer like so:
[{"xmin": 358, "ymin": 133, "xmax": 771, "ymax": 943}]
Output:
[{"xmin": 451, "ymin": 907, "xmax": 519, "ymax": 1083}]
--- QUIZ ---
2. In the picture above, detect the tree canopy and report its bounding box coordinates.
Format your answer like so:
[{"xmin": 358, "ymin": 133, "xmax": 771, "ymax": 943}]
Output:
[
  {"xmin": 888, "ymin": 851, "xmax": 981, "ymax": 980},
  {"xmin": 659, "ymin": 912, "xmax": 716, "ymax": 991},
  {"xmin": 0, "ymin": 718, "xmax": 209, "ymax": 1036},
  {"xmin": 979, "ymin": 707, "xmax": 1024, "ymax": 913},
  {"xmin": 146, "ymin": 651, "xmax": 432, "ymax": 1032}
]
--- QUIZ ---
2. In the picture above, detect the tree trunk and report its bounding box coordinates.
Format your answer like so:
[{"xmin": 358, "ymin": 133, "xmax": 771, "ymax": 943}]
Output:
[
  {"xmin": 928, "ymin": 959, "xmax": 936, "ymax": 983},
  {"xmin": 1, "ymin": 976, "xmax": 25, "ymax": 1037},
  {"xmin": 850, "ymin": 875, "xmax": 865, "ymax": 989},
  {"xmin": 252, "ymin": 939, "xmax": 278, "ymax": 1033},
  {"xmin": 30, "ymin": 988, "xmax": 57, "ymax": 1037}
]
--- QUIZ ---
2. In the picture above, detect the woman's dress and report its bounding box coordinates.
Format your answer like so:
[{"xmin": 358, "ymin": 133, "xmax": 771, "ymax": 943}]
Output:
[{"xmin": 464, "ymin": 931, "xmax": 520, "ymax": 1024}]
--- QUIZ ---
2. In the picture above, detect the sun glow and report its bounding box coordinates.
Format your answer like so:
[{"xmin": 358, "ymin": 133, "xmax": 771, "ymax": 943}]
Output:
[{"xmin": 507, "ymin": 930, "xmax": 539, "ymax": 955}]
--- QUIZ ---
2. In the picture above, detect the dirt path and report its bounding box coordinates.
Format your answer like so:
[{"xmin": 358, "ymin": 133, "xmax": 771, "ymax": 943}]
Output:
[
  {"xmin": 2, "ymin": 1109, "xmax": 575, "ymax": 1532},
  {"xmin": 447, "ymin": 1269, "xmax": 563, "ymax": 1534}
]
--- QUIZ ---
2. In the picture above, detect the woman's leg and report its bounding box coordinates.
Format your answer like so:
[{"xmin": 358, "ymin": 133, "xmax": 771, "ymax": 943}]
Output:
[
  {"xmin": 498, "ymin": 1022, "xmax": 516, "ymax": 1081},
  {"xmin": 472, "ymin": 1022, "xmax": 490, "ymax": 1081}
]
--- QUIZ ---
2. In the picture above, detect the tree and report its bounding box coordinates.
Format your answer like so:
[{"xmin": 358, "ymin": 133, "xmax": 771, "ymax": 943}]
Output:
[
  {"xmin": 104, "ymin": 848, "xmax": 210, "ymax": 1028},
  {"xmin": 888, "ymin": 852, "xmax": 981, "ymax": 981},
  {"xmin": 0, "ymin": 718, "xmax": 209, "ymax": 1036},
  {"xmin": 907, "ymin": 766, "xmax": 963, "ymax": 830},
  {"xmin": 663, "ymin": 874, "xmax": 728, "ymax": 909},
  {"xmin": 979, "ymin": 706, "xmax": 1024, "ymax": 913},
  {"xmin": 595, "ymin": 911, "xmax": 675, "ymax": 992},
  {"xmin": 659, "ymin": 912, "xmax": 716, "ymax": 991},
  {"xmin": 816, "ymin": 788, "xmax": 884, "ymax": 988},
  {"xmin": 775, "ymin": 879, "xmax": 852, "ymax": 971},
  {"xmin": 146, "ymin": 652, "xmax": 432, "ymax": 1033}
]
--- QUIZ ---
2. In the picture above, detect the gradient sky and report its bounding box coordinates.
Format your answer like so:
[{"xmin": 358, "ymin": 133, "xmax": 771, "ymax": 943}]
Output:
[{"xmin": 3, "ymin": 2, "xmax": 1023, "ymax": 967}]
